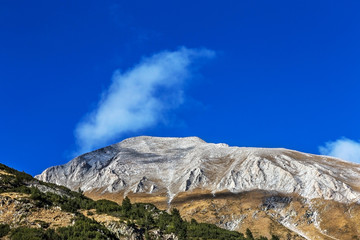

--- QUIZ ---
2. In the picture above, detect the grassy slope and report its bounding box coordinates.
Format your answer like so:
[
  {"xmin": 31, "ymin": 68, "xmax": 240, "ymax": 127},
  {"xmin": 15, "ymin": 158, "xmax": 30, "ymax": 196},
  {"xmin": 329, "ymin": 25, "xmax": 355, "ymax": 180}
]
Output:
[{"xmin": 0, "ymin": 163, "xmax": 278, "ymax": 240}]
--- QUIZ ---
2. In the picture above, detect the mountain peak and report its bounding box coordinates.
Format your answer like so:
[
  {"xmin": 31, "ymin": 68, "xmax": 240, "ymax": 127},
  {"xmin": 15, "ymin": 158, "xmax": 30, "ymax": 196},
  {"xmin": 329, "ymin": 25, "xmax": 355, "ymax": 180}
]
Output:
[
  {"xmin": 113, "ymin": 135, "xmax": 207, "ymax": 149},
  {"xmin": 36, "ymin": 136, "xmax": 360, "ymax": 204}
]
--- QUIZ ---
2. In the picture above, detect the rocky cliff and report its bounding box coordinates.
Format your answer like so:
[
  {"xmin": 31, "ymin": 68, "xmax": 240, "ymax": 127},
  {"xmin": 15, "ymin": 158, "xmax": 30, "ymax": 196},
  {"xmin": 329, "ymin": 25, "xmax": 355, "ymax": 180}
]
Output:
[
  {"xmin": 37, "ymin": 136, "xmax": 360, "ymax": 204},
  {"xmin": 36, "ymin": 136, "xmax": 360, "ymax": 239},
  {"xmin": 3, "ymin": 162, "xmax": 244, "ymax": 240}
]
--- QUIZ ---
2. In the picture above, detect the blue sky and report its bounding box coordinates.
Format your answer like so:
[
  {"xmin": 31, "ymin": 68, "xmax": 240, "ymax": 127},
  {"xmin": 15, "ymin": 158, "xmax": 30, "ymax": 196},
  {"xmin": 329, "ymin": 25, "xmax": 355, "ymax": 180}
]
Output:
[{"xmin": 1, "ymin": 0, "xmax": 360, "ymax": 175}]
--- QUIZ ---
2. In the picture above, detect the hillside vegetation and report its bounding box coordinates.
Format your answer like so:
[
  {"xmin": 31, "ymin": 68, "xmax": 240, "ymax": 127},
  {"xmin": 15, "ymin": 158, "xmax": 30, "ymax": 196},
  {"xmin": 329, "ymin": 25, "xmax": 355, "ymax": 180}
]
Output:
[{"xmin": 0, "ymin": 163, "xmax": 279, "ymax": 240}]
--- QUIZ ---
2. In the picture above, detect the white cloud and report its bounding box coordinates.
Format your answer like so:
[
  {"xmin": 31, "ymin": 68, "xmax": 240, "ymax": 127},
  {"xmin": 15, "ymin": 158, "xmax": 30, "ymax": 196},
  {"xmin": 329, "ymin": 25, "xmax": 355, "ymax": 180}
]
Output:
[
  {"xmin": 75, "ymin": 47, "xmax": 215, "ymax": 153},
  {"xmin": 319, "ymin": 138, "xmax": 360, "ymax": 163}
]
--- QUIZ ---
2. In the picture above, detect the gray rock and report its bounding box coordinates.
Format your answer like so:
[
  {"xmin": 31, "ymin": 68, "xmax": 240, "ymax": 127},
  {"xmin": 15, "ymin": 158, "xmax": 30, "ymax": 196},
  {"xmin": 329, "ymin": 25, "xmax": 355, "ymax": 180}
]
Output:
[{"xmin": 36, "ymin": 136, "xmax": 360, "ymax": 204}]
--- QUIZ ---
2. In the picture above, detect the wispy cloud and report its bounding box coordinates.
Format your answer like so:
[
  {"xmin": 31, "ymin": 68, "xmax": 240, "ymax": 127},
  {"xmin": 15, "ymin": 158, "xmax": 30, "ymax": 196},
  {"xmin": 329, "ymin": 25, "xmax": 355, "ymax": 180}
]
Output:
[
  {"xmin": 319, "ymin": 138, "xmax": 360, "ymax": 163},
  {"xmin": 75, "ymin": 47, "xmax": 215, "ymax": 153}
]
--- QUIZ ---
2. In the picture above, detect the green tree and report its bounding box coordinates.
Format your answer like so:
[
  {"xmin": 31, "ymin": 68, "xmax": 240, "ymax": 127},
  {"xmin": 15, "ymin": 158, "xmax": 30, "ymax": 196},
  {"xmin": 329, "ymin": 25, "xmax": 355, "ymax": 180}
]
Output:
[
  {"xmin": 78, "ymin": 187, "xmax": 84, "ymax": 195},
  {"xmin": 190, "ymin": 218, "xmax": 198, "ymax": 225},
  {"xmin": 271, "ymin": 235, "xmax": 280, "ymax": 240},
  {"xmin": 0, "ymin": 224, "xmax": 10, "ymax": 237},
  {"xmin": 170, "ymin": 208, "xmax": 187, "ymax": 240},
  {"xmin": 122, "ymin": 196, "xmax": 131, "ymax": 216},
  {"xmin": 245, "ymin": 228, "xmax": 254, "ymax": 240},
  {"xmin": 10, "ymin": 227, "xmax": 46, "ymax": 240}
]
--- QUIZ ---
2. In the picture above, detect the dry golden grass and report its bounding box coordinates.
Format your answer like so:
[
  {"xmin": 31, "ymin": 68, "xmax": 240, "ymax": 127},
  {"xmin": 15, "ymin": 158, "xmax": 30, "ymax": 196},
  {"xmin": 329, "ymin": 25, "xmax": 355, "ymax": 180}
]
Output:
[
  {"xmin": 28, "ymin": 207, "xmax": 74, "ymax": 228},
  {"xmin": 0, "ymin": 192, "xmax": 74, "ymax": 229},
  {"xmin": 0, "ymin": 192, "xmax": 29, "ymax": 198},
  {"xmin": 0, "ymin": 170, "xmax": 14, "ymax": 176},
  {"xmin": 80, "ymin": 209, "xmax": 121, "ymax": 223},
  {"xmin": 84, "ymin": 188, "xmax": 360, "ymax": 239},
  {"xmin": 310, "ymin": 199, "xmax": 360, "ymax": 240},
  {"xmin": 170, "ymin": 190, "xmax": 304, "ymax": 239},
  {"xmin": 85, "ymin": 189, "xmax": 170, "ymax": 209},
  {"xmin": 86, "ymin": 189, "xmax": 304, "ymax": 239}
]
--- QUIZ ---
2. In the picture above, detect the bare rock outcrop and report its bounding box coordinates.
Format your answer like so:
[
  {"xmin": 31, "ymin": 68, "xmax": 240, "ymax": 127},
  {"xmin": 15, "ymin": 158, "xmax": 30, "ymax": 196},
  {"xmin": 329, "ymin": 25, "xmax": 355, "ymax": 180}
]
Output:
[{"xmin": 36, "ymin": 136, "xmax": 360, "ymax": 204}]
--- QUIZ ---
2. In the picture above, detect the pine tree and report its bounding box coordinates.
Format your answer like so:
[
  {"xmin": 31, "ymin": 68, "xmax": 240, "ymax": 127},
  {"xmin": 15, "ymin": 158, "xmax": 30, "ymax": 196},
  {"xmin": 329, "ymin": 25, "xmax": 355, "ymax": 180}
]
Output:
[
  {"xmin": 122, "ymin": 196, "xmax": 131, "ymax": 216},
  {"xmin": 271, "ymin": 235, "xmax": 280, "ymax": 240},
  {"xmin": 245, "ymin": 228, "xmax": 254, "ymax": 240}
]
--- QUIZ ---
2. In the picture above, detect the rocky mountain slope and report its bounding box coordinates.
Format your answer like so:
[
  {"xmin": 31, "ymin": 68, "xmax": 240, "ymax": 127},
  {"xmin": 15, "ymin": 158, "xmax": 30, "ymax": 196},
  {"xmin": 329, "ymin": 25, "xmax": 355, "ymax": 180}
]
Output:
[
  {"xmin": 36, "ymin": 136, "xmax": 360, "ymax": 239},
  {"xmin": 1, "ymin": 162, "xmax": 258, "ymax": 240}
]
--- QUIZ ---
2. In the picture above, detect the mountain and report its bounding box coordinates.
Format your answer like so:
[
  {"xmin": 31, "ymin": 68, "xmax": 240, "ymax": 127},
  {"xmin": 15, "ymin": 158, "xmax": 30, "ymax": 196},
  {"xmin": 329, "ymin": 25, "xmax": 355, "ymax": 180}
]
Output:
[
  {"xmin": 36, "ymin": 136, "xmax": 360, "ymax": 239},
  {"xmin": 1, "ymin": 162, "xmax": 261, "ymax": 240}
]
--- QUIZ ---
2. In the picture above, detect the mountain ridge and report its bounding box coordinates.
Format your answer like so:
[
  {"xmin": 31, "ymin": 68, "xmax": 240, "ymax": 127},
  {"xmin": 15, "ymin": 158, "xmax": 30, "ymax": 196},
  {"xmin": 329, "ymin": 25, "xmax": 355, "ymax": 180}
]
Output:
[
  {"xmin": 36, "ymin": 136, "xmax": 360, "ymax": 204},
  {"xmin": 35, "ymin": 136, "xmax": 360, "ymax": 239},
  {"xmin": 1, "ymin": 162, "xmax": 262, "ymax": 240}
]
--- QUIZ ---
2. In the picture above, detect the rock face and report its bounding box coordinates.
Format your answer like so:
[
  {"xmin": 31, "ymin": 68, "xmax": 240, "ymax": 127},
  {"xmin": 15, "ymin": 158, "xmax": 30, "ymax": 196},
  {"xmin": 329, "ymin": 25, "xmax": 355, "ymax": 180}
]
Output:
[
  {"xmin": 105, "ymin": 222, "xmax": 178, "ymax": 240},
  {"xmin": 35, "ymin": 136, "xmax": 360, "ymax": 239},
  {"xmin": 36, "ymin": 136, "xmax": 360, "ymax": 204},
  {"xmin": 0, "ymin": 193, "xmax": 75, "ymax": 229}
]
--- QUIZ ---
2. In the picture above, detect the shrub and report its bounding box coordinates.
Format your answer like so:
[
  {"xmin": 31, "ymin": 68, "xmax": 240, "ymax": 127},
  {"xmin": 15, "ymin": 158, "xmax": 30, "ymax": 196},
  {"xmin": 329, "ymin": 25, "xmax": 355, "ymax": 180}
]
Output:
[
  {"xmin": 10, "ymin": 227, "xmax": 59, "ymax": 240},
  {"xmin": 271, "ymin": 235, "xmax": 280, "ymax": 240},
  {"xmin": 56, "ymin": 215, "xmax": 117, "ymax": 240},
  {"xmin": 0, "ymin": 224, "xmax": 10, "ymax": 237},
  {"xmin": 10, "ymin": 227, "xmax": 46, "ymax": 240},
  {"xmin": 95, "ymin": 199, "xmax": 121, "ymax": 214},
  {"xmin": 121, "ymin": 196, "xmax": 131, "ymax": 216},
  {"xmin": 246, "ymin": 228, "xmax": 254, "ymax": 240},
  {"xmin": 187, "ymin": 221, "xmax": 245, "ymax": 240}
]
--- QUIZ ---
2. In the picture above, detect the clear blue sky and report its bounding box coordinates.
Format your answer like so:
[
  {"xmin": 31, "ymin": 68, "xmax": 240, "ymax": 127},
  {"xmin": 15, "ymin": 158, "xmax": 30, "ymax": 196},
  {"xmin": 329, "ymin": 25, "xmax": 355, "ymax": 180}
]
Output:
[{"xmin": 1, "ymin": 0, "xmax": 360, "ymax": 175}]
